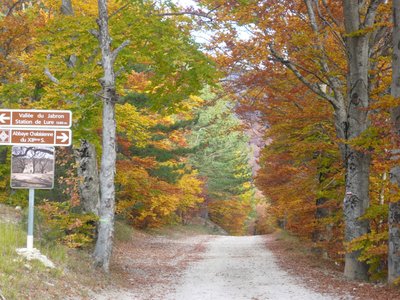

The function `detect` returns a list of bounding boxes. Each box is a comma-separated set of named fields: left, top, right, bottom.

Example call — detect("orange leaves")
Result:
left=0, top=5, right=40, bottom=84
left=126, top=70, right=152, bottom=93
left=208, top=199, right=252, bottom=236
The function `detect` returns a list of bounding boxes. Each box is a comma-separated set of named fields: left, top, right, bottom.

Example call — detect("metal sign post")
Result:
left=27, top=189, right=34, bottom=250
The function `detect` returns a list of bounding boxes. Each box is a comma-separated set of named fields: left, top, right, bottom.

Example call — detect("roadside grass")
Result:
left=0, top=221, right=109, bottom=300
left=273, top=229, right=316, bottom=256
left=0, top=213, right=225, bottom=299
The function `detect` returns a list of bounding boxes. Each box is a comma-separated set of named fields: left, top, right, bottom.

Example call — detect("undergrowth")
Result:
left=0, top=220, right=107, bottom=300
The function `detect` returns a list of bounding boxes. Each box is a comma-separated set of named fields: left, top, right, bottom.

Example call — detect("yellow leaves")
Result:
left=116, top=158, right=205, bottom=228
left=176, top=173, right=204, bottom=209
left=209, top=199, right=252, bottom=235
left=189, top=95, right=205, bottom=106
left=116, top=103, right=153, bottom=147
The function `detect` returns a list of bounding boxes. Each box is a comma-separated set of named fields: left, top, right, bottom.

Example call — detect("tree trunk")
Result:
left=312, top=197, right=332, bottom=258
left=75, top=140, right=100, bottom=215
left=389, top=0, right=400, bottom=285
left=59, top=0, right=100, bottom=215
left=342, top=0, right=374, bottom=280
left=0, top=147, right=7, bottom=164
left=93, top=0, right=117, bottom=272
left=61, top=0, right=73, bottom=15
left=343, top=149, right=370, bottom=280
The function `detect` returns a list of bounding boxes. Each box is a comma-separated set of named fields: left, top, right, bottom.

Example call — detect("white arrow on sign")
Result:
left=0, top=113, right=10, bottom=124
left=56, top=132, right=69, bottom=143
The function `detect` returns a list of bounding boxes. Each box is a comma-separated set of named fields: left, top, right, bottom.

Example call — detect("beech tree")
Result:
left=92, top=0, right=130, bottom=272
left=389, top=0, right=400, bottom=285
left=199, top=0, right=388, bottom=280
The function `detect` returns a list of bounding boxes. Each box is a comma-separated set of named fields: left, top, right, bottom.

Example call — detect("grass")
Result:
left=0, top=221, right=110, bottom=300
left=0, top=222, right=62, bottom=299
left=0, top=211, right=227, bottom=299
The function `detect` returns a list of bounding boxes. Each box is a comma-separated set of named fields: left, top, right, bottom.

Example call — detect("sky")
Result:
left=173, top=0, right=198, bottom=8
left=172, top=0, right=212, bottom=45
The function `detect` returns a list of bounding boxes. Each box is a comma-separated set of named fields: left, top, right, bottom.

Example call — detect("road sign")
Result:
left=0, top=109, right=72, bottom=128
left=0, top=128, right=71, bottom=146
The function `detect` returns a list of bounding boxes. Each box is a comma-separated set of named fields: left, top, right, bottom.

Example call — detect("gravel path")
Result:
left=167, top=235, right=335, bottom=300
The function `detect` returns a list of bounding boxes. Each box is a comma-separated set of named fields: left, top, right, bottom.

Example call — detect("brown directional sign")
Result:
left=0, top=128, right=71, bottom=146
left=0, top=109, right=72, bottom=128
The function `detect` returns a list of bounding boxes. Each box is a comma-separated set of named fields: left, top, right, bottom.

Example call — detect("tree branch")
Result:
left=89, top=29, right=100, bottom=40
left=5, top=0, right=29, bottom=16
left=109, top=3, right=130, bottom=19
left=115, top=66, right=125, bottom=78
left=111, top=40, right=130, bottom=64
left=303, top=0, right=344, bottom=108
left=154, top=11, right=213, bottom=20
left=268, top=44, right=338, bottom=107
left=314, top=0, right=346, bottom=50
left=364, top=0, right=385, bottom=28
left=321, top=0, right=340, bottom=26
left=44, top=68, right=60, bottom=84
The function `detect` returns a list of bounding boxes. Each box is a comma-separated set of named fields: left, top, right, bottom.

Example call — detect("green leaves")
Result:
left=189, top=92, right=253, bottom=199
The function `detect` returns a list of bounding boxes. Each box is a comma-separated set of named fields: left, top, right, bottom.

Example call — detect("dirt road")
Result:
left=167, top=235, right=335, bottom=300
left=95, top=235, right=338, bottom=300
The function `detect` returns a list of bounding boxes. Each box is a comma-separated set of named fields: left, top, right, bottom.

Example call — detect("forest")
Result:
left=2, top=0, right=400, bottom=296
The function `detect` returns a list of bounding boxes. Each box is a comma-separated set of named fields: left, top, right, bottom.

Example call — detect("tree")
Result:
left=188, top=91, right=254, bottom=233
left=255, top=72, right=343, bottom=256
left=0, top=0, right=216, bottom=270
left=389, top=0, right=400, bottom=285
left=339, top=0, right=382, bottom=280
left=199, top=0, right=388, bottom=280
left=92, top=0, right=129, bottom=272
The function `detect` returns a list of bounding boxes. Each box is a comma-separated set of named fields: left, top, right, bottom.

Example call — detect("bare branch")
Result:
left=5, top=0, right=29, bottom=16
left=364, top=0, right=385, bottom=28
left=61, top=0, right=74, bottom=16
left=321, top=0, right=340, bottom=26
left=111, top=40, right=130, bottom=64
left=304, top=0, right=319, bottom=32
left=154, top=11, right=213, bottom=20
left=109, top=3, right=130, bottom=19
left=314, top=1, right=346, bottom=50
left=302, top=0, right=344, bottom=107
left=268, top=44, right=338, bottom=107
left=44, top=68, right=60, bottom=84
left=153, top=2, right=221, bottom=20
left=89, top=29, right=100, bottom=40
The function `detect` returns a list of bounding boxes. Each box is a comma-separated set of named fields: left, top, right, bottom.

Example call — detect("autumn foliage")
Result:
left=198, top=0, right=398, bottom=281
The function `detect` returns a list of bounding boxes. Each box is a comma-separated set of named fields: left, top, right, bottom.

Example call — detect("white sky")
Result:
left=173, top=0, right=198, bottom=7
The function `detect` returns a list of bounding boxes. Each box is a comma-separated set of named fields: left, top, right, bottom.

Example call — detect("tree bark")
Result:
left=61, top=0, right=74, bottom=15
left=341, top=0, right=374, bottom=281
left=389, top=0, right=400, bottom=285
left=92, top=0, right=117, bottom=272
left=75, top=140, right=100, bottom=215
